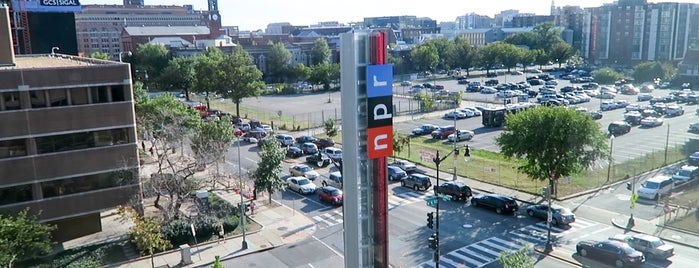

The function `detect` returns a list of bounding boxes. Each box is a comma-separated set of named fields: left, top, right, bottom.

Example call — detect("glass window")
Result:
left=48, top=89, right=69, bottom=107
left=94, top=128, right=129, bottom=146
left=30, top=90, right=48, bottom=108
left=1, top=91, right=21, bottom=110
left=70, top=87, right=89, bottom=105
left=111, top=85, right=126, bottom=102
left=41, top=169, right=135, bottom=198
left=0, top=184, right=33, bottom=205
left=0, top=139, right=27, bottom=159
left=91, top=86, right=110, bottom=103
left=36, top=132, right=94, bottom=154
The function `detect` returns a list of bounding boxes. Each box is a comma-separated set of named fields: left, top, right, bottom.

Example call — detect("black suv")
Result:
left=401, top=174, right=432, bottom=191
left=434, top=181, right=472, bottom=201
left=608, top=121, right=631, bottom=136
left=471, top=194, right=519, bottom=214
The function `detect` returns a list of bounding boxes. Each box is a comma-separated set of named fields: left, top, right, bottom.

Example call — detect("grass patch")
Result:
left=191, top=96, right=313, bottom=131
left=17, top=241, right=128, bottom=268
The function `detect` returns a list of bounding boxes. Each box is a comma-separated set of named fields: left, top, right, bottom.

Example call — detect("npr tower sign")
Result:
left=341, top=31, right=392, bottom=268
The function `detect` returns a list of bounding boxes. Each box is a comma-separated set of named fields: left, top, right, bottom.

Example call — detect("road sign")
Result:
left=484, top=167, right=496, bottom=172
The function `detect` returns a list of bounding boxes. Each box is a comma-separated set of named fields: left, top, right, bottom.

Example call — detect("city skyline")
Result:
left=80, top=0, right=697, bottom=32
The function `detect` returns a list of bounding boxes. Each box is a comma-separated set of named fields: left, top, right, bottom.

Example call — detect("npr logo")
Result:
left=366, top=64, right=393, bottom=159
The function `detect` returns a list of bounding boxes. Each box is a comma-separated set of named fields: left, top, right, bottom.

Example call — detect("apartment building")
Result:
left=0, top=5, right=139, bottom=242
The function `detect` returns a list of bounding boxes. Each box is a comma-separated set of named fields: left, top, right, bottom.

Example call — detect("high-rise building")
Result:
left=0, top=5, right=139, bottom=242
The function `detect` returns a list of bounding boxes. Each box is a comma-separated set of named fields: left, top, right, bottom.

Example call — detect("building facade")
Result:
left=0, top=5, right=139, bottom=242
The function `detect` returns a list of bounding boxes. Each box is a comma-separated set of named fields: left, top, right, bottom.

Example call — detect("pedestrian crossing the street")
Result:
left=388, top=191, right=433, bottom=210
left=312, top=209, right=343, bottom=229
left=415, top=218, right=599, bottom=268
left=508, top=218, right=598, bottom=244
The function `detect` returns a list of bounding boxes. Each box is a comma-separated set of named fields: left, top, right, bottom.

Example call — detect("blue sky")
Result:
left=81, top=0, right=699, bottom=31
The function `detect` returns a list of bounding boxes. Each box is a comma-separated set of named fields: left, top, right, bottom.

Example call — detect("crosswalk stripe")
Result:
left=469, top=244, right=500, bottom=259
left=458, top=247, right=495, bottom=263
left=489, top=237, right=524, bottom=251
left=446, top=250, right=483, bottom=267
left=481, top=239, right=512, bottom=252
left=509, top=231, right=547, bottom=243
left=439, top=254, right=464, bottom=268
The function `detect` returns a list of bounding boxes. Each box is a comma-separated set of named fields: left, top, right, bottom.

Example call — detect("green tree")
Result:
left=452, top=35, right=478, bottom=75
left=252, top=139, right=286, bottom=204
left=291, top=63, right=312, bottom=83
left=531, top=49, right=549, bottom=70
left=310, top=38, right=331, bottom=66
left=632, top=61, right=677, bottom=84
left=214, top=46, right=266, bottom=118
left=593, top=67, right=626, bottom=85
left=499, top=44, right=523, bottom=72
left=497, top=245, right=535, bottom=268
left=410, top=45, right=439, bottom=72
left=478, top=42, right=506, bottom=74
left=118, top=207, right=172, bottom=268
left=548, top=42, right=576, bottom=67
left=495, top=106, right=608, bottom=197
left=392, top=132, right=409, bottom=160
left=131, top=43, right=170, bottom=84
left=308, top=62, right=339, bottom=91
left=267, top=42, right=292, bottom=83
left=160, top=56, right=197, bottom=101
left=193, top=47, right=225, bottom=100
left=424, top=38, right=455, bottom=70
left=89, top=51, right=110, bottom=60
left=191, top=118, right=235, bottom=175
left=324, top=119, right=339, bottom=138
left=0, top=209, right=56, bottom=268
left=532, top=22, right=563, bottom=51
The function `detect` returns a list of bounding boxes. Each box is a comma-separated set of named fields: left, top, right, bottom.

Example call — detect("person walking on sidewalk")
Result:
left=217, top=223, right=225, bottom=243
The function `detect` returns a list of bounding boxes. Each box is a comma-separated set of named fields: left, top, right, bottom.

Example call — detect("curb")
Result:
left=532, top=247, right=583, bottom=267
left=192, top=243, right=285, bottom=268
left=609, top=218, right=699, bottom=250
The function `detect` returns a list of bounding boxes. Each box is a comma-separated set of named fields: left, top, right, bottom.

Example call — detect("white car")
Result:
left=598, top=92, right=617, bottom=99
left=462, top=107, right=482, bottom=116
left=689, top=122, right=699, bottom=132
left=640, top=116, right=663, bottom=127
left=255, top=124, right=273, bottom=133
left=447, top=130, right=475, bottom=142
left=322, top=147, right=342, bottom=161
left=457, top=109, right=476, bottom=118
left=289, top=164, right=319, bottom=180
left=390, top=160, right=417, bottom=173
left=287, top=176, right=317, bottom=194
left=600, top=100, right=616, bottom=111
left=444, top=111, right=467, bottom=119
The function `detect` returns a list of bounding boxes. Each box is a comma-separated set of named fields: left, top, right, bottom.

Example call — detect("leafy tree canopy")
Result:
left=89, top=51, right=110, bottom=60
left=159, top=56, right=197, bottom=99
left=310, top=38, right=331, bottom=66
left=593, top=67, right=626, bottom=85
left=131, top=43, right=170, bottom=79
left=267, top=42, right=293, bottom=83
left=0, top=209, right=56, bottom=267
left=632, top=61, right=676, bottom=84
left=252, top=139, right=287, bottom=204
left=410, top=45, right=439, bottom=72
left=211, top=46, right=265, bottom=118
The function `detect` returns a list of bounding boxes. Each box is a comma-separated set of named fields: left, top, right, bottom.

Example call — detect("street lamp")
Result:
left=119, top=51, right=132, bottom=62
left=430, top=145, right=471, bottom=267
left=235, top=135, right=248, bottom=249
left=51, top=47, right=59, bottom=55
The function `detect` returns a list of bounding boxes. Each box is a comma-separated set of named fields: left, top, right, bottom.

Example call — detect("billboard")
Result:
left=12, top=0, right=82, bottom=13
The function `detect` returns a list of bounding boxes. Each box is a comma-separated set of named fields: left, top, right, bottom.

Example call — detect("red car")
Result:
left=318, top=186, right=343, bottom=206
left=312, top=138, right=335, bottom=149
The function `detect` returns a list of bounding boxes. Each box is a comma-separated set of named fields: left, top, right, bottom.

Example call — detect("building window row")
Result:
left=41, top=169, right=137, bottom=198
left=0, top=139, right=27, bottom=159
left=0, top=85, right=127, bottom=111
left=0, top=184, right=32, bottom=206
left=36, top=128, right=130, bottom=155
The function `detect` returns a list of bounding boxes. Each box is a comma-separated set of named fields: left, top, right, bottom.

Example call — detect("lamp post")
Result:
left=51, top=47, right=59, bottom=55
left=119, top=51, right=132, bottom=62
left=607, top=135, right=615, bottom=183
left=430, top=145, right=471, bottom=266
left=236, top=135, right=248, bottom=249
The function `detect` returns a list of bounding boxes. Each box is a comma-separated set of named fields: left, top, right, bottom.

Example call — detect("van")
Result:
left=321, top=171, right=342, bottom=189
left=672, top=165, right=699, bottom=184
left=637, top=176, right=674, bottom=200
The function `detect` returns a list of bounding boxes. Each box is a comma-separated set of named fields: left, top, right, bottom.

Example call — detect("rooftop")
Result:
left=0, top=54, right=121, bottom=70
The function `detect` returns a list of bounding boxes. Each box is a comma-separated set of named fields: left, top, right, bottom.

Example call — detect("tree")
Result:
left=308, top=62, right=339, bottom=91
left=478, top=42, right=505, bottom=74
left=531, top=22, right=564, bottom=51
left=191, top=118, right=235, bottom=185
left=495, top=106, right=608, bottom=197
left=548, top=42, right=575, bottom=67
left=89, top=51, right=110, bottom=60
left=118, top=207, right=172, bottom=268
left=530, top=49, right=549, bottom=69
left=267, top=42, right=292, bottom=83
left=632, top=61, right=676, bottom=84
left=324, top=119, right=339, bottom=138
left=252, top=139, right=286, bottom=204
left=310, top=38, right=331, bottom=66
left=392, top=132, right=409, bottom=160
left=500, top=44, right=523, bottom=72
left=0, top=209, right=55, bottom=268
left=410, top=45, right=439, bottom=72
left=452, top=35, right=478, bottom=75
left=160, top=56, right=197, bottom=101
left=291, top=63, right=312, bottom=83
left=424, top=38, right=455, bottom=70
left=593, top=67, right=626, bottom=85
left=497, top=245, right=535, bottom=268
left=130, top=43, right=170, bottom=84
left=213, top=46, right=265, bottom=118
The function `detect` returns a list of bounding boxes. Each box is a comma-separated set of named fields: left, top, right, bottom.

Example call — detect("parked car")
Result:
left=608, top=121, right=631, bottom=136
left=689, top=122, right=699, bottom=132
left=433, top=181, right=472, bottom=201
left=401, top=174, right=432, bottom=191
left=286, top=176, right=317, bottom=195
left=526, top=204, right=576, bottom=226
left=575, top=240, right=645, bottom=267
left=665, top=104, right=684, bottom=117
left=608, top=234, right=674, bottom=260
left=289, top=164, right=319, bottom=180
left=637, top=176, right=673, bottom=200
left=412, top=124, right=439, bottom=136
left=640, top=116, right=663, bottom=128
left=313, top=138, right=335, bottom=149
left=462, top=107, right=482, bottom=116
left=320, top=171, right=343, bottom=189
left=275, top=134, right=295, bottom=146
left=672, top=165, right=698, bottom=184
left=431, top=126, right=456, bottom=139
left=301, top=142, right=319, bottom=154
left=598, top=92, right=617, bottom=99
left=305, top=152, right=332, bottom=168
left=400, top=81, right=412, bottom=86
left=447, top=129, right=475, bottom=142
left=295, top=135, right=317, bottom=144
left=318, top=186, right=343, bottom=205
left=390, top=159, right=417, bottom=173
left=470, top=194, right=519, bottom=214
left=444, top=111, right=467, bottom=119
left=624, top=111, right=643, bottom=125
left=322, top=147, right=342, bottom=161
left=637, top=94, right=653, bottom=101
left=387, top=166, right=408, bottom=181
left=286, top=146, right=303, bottom=158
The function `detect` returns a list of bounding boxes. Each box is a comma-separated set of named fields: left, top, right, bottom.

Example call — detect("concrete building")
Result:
left=582, top=0, right=699, bottom=65
left=364, top=16, right=440, bottom=44
left=455, top=13, right=493, bottom=30
left=0, top=5, right=139, bottom=242
left=75, top=4, right=213, bottom=59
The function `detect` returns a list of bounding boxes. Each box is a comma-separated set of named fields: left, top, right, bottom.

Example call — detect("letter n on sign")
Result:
left=367, top=126, right=393, bottom=159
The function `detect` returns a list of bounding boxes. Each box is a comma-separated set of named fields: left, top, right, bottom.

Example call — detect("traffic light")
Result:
left=455, top=145, right=470, bottom=157
left=428, top=233, right=438, bottom=250
left=426, top=212, right=434, bottom=229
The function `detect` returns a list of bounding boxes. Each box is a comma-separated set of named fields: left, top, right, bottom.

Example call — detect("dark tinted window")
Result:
left=0, top=184, right=33, bottom=205
left=0, top=139, right=27, bottom=159
left=41, top=169, right=136, bottom=198
left=1, top=91, right=22, bottom=110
